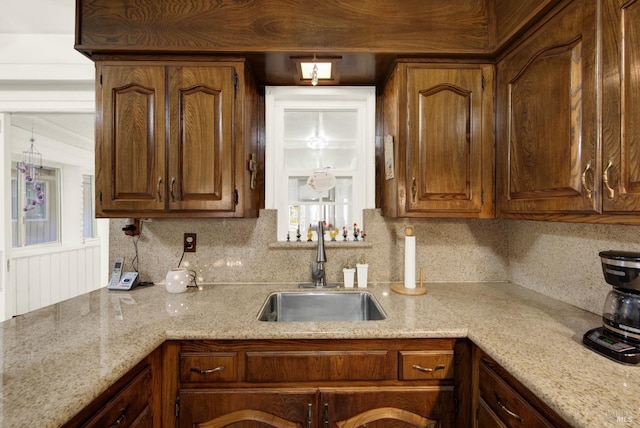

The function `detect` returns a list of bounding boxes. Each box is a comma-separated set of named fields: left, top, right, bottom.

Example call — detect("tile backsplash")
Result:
left=109, top=209, right=509, bottom=287
left=109, top=209, right=640, bottom=315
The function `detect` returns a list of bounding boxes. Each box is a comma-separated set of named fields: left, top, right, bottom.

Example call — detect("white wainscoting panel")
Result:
left=10, top=242, right=102, bottom=316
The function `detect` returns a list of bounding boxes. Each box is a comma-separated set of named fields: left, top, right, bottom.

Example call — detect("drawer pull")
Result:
left=307, top=403, right=313, bottom=428
left=107, top=405, right=129, bottom=428
left=495, top=392, right=524, bottom=423
left=190, top=365, right=225, bottom=375
left=412, top=363, right=445, bottom=373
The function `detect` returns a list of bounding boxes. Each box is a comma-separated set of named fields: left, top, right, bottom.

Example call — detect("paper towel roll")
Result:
left=404, top=227, right=416, bottom=289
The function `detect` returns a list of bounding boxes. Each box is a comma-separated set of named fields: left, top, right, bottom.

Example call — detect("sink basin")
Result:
left=257, top=291, right=386, bottom=322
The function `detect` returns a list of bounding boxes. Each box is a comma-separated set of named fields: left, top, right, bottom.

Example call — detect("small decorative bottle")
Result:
left=343, top=259, right=355, bottom=288
left=296, top=226, right=301, bottom=242
left=353, top=223, right=360, bottom=241
left=342, top=226, right=348, bottom=241
left=307, top=224, right=313, bottom=242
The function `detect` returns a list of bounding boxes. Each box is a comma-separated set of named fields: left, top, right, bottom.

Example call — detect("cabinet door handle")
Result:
left=581, top=161, right=593, bottom=199
left=412, top=364, right=445, bottom=373
left=107, top=405, right=129, bottom=428
left=190, top=365, right=225, bottom=375
left=170, top=177, right=176, bottom=202
left=157, top=176, right=163, bottom=201
left=495, top=392, right=524, bottom=423
left=323, top=403, right=329, bottom=427
left=603, top=160, right=615, bottom=199
left=307, top=403, right=313, bottom=428
left=411, top=177, right=417, bottom=203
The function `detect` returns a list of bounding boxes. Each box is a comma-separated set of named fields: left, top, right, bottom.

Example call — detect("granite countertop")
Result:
left=1, top=281, right=637, bottom=427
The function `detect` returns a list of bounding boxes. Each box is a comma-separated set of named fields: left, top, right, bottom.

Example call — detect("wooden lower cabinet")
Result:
left=63, top=348, right=162, bottom=428
left=178, top=389, right=316, bottom=428
left=178, top=387, right=454, bottom=428
left=321, top=387, right=455, bottom=427
left=475, top=352, right=570, bottom=428
left=169, top=339, right=469, bottom=428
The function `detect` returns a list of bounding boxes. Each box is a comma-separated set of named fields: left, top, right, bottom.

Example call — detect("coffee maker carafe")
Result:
left=583, top=251, right=640, bottom=365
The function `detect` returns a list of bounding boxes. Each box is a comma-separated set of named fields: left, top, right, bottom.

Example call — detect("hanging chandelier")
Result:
left=16, top=131, right=44, bottom=212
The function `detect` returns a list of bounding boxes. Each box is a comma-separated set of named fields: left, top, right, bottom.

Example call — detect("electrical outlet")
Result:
left=184, top=233, right=197, bottom=252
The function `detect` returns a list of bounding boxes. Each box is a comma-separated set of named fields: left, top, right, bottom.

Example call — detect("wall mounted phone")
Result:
left=107, top=257, right=139, bottom=290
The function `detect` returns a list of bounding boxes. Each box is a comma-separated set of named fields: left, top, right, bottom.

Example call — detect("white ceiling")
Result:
left=1, top=1, right=94, bottom=149
left=0, top=0, right=75, bottom=34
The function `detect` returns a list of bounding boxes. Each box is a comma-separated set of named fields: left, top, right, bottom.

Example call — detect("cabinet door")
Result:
left=178, top=389, right=316, bottom=428
left=168, top=66, right=237, bottom=212
left=406, top=67, right=489, bottom=215
left=97, top=65, right=166, bottom=213
left=602, top=0, right=640, bottom=212
left=320, top=386, right=455, bottom=428
left=496, top=0, right=599, bottom=215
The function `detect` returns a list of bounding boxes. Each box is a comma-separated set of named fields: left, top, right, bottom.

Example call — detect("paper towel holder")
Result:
left=391, top=267, right=427, bottom=295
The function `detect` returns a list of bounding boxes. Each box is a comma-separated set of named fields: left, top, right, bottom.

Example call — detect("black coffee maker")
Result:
left=583, top=251, right=640, bottom=365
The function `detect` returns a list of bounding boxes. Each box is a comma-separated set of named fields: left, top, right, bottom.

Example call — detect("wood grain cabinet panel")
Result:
left=496, top=0, right=599, bottom=216
left=63, top=349, right=162, bottom=428
left=382, top=63, right=494, bottom=218
left=475, top=353, right=571, bottom=428
left=180, top=352, right=238, bottom=383
left=602, top=0, right=640, bottom=213
left=169, top=339, right=465, bottom=428
left=97, top=65, right=166, bottom=213
left=168, top=66, right=236, bottom=212
left=178, top=389, right=317, bottom=428
left=95, top=61, right=259, bottom=218
left=321, top=386, right=455, bottom=427
left=245, top=349, right=393, bottom=382
left=399, top=350, right=455, bottom=380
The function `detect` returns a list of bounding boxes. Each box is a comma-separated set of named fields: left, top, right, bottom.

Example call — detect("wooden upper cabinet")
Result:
left=97, top=65, right=166, bottom=212
left=382, top=63, right=494, bottom=218
left=168, top=66, right=235, bottom=212
left=602, top=0, right=640, bottom=214
left=95, top=61, right=259, bottom=218
left=496, top=0, right=599, bottom=216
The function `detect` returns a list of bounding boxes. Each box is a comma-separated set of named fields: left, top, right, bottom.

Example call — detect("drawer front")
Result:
left=82, top=366, right=152, bottom=428
left=479, top=362, right=554, bottom=428
left=399, top=350, right=454, bottom=380
left=180, top=352, right=237, bottom=383
left=246, top=350, right=394, bottom=382
left=477, top=397, right=508, bottom=428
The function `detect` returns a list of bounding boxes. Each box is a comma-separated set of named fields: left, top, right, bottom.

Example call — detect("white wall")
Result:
left=0, top=33, right=107, bottom=319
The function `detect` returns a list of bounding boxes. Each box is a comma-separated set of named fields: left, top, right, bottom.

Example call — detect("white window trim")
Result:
left=265, top=86, right=375, bottom=241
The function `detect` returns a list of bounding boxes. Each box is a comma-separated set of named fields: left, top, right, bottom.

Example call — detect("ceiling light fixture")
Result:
left=291, top=55, right=342, bottom=86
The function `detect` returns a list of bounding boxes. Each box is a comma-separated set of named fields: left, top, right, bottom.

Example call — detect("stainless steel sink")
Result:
left=257, top=291, right=386, bottom=322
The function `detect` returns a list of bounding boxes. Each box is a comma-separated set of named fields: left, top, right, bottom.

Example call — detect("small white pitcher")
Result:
left=165, top=268, right=193, bottom=293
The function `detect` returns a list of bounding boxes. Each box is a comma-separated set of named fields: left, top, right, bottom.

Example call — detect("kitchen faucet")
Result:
left=306, top=220, right=337, bottom=288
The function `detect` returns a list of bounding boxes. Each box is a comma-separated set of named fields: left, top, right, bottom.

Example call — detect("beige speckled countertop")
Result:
left=1, top=282, right=637, bottom=427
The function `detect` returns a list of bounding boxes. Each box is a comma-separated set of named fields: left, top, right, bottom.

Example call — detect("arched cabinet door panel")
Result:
left=496, top=0, right=599, bottom=216
left=382, top=63, right=494, bottom=219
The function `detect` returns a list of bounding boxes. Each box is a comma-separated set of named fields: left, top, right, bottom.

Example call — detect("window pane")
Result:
left=283, top=109, right=358, bottom=170
left=12, top=164, right=59, bottom=247
left=288, top=176, right=353, bottom=235
left=82, top=175, right=95, bottom=238
left=11, top=174, right=18, bottom=247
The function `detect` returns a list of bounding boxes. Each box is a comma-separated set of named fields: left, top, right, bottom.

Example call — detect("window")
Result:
left=265, top=87, right=375, bottom=241
left=82, top=175, right=96, bottom=239
left=11, top=164, right=59, bottom=247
